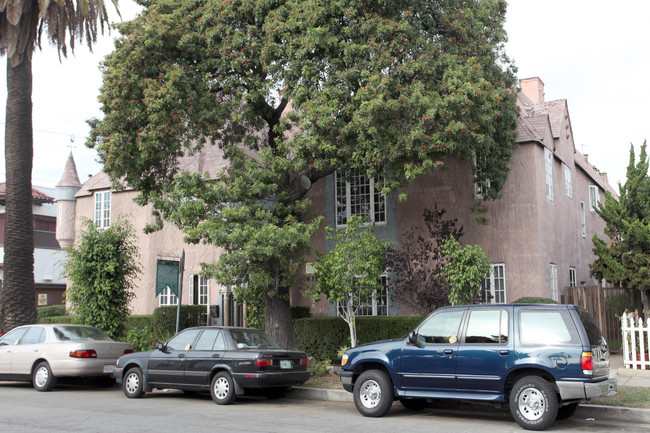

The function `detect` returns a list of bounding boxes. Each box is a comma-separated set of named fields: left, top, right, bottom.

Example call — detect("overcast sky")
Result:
left=1, top=0, right=648, bottom=193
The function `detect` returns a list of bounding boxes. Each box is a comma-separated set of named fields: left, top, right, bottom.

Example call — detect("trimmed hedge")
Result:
left=153, top=305, right=207, bottom=336
left=295, top=316, right=424, bottom=361
left=513, top=297, right=558, bottom=304
left=37, top=305, right=67, bottom=321
left=39, top=315, right=80, bottom=324
left=291, top=305, right=311, bottom=319
left=126, top=315, right=154, bottom=329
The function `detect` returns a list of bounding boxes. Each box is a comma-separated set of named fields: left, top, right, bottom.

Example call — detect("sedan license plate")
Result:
left=103, top=365, right=115, bottom=374
left=280, top=360, right=292, bottom=369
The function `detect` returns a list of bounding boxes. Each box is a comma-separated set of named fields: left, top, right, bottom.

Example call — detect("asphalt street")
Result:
left=1, top=381, right=648, bottom=433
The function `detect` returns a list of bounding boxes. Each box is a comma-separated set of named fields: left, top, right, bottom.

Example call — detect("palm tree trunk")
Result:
left=1, top=55, right=36, bottom=331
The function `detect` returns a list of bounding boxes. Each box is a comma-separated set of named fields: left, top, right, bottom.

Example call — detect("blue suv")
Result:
left=339, top=304, right=617, bottom=430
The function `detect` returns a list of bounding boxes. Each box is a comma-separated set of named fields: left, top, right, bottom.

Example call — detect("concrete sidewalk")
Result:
left=288, top=354, right=650, bottom=425
left=611, top=352, right=650, bottom=387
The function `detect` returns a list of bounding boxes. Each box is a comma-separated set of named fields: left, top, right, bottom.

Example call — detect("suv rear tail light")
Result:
left=581, top=351, right=593, bottom=375
left=69, top=349, right=97, bottom=358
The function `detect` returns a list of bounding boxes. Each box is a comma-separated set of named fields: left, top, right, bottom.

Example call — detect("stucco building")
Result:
left=56, top=77, right=615, bottom=320
left=298, top=77, right=616, bottom=316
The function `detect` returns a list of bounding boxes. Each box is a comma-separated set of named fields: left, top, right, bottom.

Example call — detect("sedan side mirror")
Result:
left=408, top=331, right=420, bottom=346
left=156, top=342, right=166, bottom=351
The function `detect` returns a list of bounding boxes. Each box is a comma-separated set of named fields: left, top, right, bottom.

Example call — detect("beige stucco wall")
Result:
left=74, top=189, right=224, bottom=316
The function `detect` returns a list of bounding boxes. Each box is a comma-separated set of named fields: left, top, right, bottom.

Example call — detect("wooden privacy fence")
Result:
left=563, top=286, right=626, bottom=350
left=621, top=311, right=650, bottom=370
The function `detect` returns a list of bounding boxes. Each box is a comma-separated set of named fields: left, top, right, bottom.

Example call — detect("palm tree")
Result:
left=0, top=0, right=118, bottom=331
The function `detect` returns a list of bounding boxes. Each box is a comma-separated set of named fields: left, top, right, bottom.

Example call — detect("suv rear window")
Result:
left=576, top=308, right=605, bottom=346
left=519, top=309, right=580, bottom=345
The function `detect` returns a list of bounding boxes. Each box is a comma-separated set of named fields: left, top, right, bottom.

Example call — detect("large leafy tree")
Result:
left=0, top=0, right=117, bottom=331
left=591, top=142, right=650, bottom=316
left=88, top=0, right=519, bottom=349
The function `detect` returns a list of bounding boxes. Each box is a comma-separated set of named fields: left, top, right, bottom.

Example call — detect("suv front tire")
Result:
left=353, top=370, right=394, bottom=417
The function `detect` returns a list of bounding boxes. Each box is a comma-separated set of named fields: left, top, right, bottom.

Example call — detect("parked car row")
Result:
left=0, top=304, right=617, bottom=431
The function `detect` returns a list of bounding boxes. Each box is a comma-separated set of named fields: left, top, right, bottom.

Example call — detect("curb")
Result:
left=288, top=386, right=352, bottom=402
left=288, top=387, right=650, bottom=424
left=576, top=404, right=650, bottom=424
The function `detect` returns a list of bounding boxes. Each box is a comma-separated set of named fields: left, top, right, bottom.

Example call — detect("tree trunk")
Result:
left=264, top=285, right=299, bottom=350
left=1, top=55, right=36, bottom=331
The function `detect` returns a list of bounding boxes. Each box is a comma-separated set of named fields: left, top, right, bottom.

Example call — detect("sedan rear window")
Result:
left=53, top=326, right=111, bottom=341
left=229, top=329, right=280, bottom=349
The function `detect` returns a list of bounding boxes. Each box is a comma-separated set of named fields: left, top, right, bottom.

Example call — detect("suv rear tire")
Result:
left=510, top=375, right=558, bottom=431
left=353, top=370, right=394, bottom=417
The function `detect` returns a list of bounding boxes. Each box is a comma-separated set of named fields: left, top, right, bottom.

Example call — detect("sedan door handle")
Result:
left=499, top=350, right=510, bottom=356
left=177, top=354, right=185, bottom=359
left=443, top=349, right=454, bottom=355
left=212, top=354, right=221, bottom=359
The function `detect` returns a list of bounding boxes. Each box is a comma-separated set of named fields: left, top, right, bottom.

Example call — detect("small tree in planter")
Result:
left=309, top=217, right=391, bottom=348
left=440, top=236, right=491, bottom=306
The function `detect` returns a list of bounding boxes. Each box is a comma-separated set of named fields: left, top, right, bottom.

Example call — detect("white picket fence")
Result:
left=621, top=311, right=650, bottom=370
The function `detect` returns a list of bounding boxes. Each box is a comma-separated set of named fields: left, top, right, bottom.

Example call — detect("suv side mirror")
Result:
left=156, top=342, right=166, bottom=351
left=408, top=331, right=420, bottom=346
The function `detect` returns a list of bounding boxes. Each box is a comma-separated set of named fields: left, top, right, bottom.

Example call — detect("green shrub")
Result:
left=37, top=305, right=67, bottom=321
left=512, top=297, right=558, bottom=304
left=126, top=325, right=158, bottom=352
left=294, top=316, right=424, bottom=361
left=153, top=305, right=208, bottom=336
left=308, top=359, right=331, bottom=376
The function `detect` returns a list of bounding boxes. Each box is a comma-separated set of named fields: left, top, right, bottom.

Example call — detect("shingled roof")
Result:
left=0, top=183, right=54, bottom=205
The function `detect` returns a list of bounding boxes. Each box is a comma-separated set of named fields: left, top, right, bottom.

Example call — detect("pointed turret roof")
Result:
left=57, top=152, right=82, bottom=188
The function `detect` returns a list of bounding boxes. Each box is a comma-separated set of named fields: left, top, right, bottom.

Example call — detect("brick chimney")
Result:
left=520, top=77, right=545, bottom=104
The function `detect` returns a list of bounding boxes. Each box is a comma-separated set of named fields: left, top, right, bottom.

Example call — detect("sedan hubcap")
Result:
left=359, top=379, right=381, bottom=409
left=35, top=367, right=49, bottom=388
left=214, top=377, right=230, bottom=399
left=125, top=373, right=140, bottom=394
left=518, top=387, right=546, bottom=421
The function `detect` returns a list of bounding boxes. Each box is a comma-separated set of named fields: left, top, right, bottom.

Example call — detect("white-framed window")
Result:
left=569, top=267, right=577, bottom=287
left=94, top=191, right=111, bottom=228
left=159, top=286, right=178, bottom=307
left=563, top=164, right=572, bottom=198
left=338, top=275, right=389, bottom=316
left=481, top=264, right=506, bottom=304
left=549, top=264, right=558, bottom=301
left=188, top=275, right=195, bottom=304
left=335, top=170, right=386, bottom=227
left=580, top=201, right=586, bottom=238
left=473, top=154, right=490, bottom=199
left=545, top=148, right=554, bottom=201
left=199, top=276, right=209, bottom=305
left=588, top=185, right=600, bottom=212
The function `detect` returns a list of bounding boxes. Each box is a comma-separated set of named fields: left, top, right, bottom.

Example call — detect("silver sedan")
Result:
left=0, top=324, right=133, bottom=391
